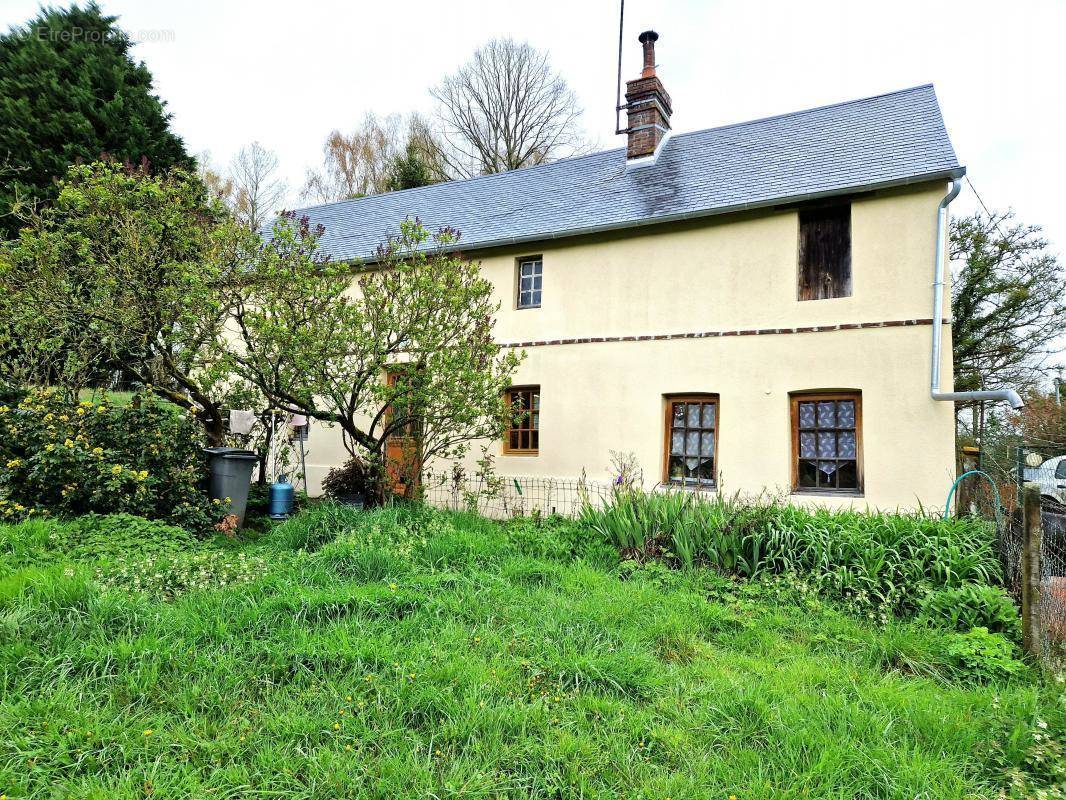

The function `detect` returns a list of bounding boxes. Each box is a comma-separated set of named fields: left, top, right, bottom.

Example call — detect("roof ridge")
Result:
left=668, top=83, right=936, bottom=142
left=293, top=84, right=937, bottom=216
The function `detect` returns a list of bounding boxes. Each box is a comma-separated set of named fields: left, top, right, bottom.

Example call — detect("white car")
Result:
left=1026, top=455, right=1066, bottom=503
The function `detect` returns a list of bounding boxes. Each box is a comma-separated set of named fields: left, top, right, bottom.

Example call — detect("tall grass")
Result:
left=580, top=490, right=1000, bottom=613
left=0, top=506, right=1061, bottom=797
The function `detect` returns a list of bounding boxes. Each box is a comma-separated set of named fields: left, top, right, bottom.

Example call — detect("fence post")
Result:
left=1021, top=481, right=1043, bottom=657
left=1016, top=445, right=1026, bottom=508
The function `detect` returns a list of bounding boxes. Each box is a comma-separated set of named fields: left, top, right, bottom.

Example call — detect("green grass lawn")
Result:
left=0, top=505, right=1062, bottom=798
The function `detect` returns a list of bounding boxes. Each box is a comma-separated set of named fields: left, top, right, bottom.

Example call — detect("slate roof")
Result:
left=293, top=84, right=963, bottom=263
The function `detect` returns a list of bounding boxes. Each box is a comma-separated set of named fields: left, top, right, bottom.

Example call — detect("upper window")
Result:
left=504, top=386, right=540, bottom=454
left=664, top=396, right=717, bottom=488
left=791, top=392, right=862, bottom=493
left=517, top=257, right=543, bottom=309
left=798, top=204, right=851, bottom=300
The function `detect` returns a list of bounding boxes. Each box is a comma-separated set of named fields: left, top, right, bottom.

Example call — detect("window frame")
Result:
left=797, top=203, right=852, bottom=301
left=662, top=393, right=720, bottom=490
left=503, top=385, right=540, bottom=455
left=789, top=391, right=863, bottom=495
left=516, top=256, right=543, bottom=310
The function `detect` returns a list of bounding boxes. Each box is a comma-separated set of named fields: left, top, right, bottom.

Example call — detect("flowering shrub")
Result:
left=0, top=389, right=218, bottom=532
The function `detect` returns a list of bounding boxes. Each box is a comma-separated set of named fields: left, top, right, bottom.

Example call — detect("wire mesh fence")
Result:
left=1000, top=500, right=1066, bottom=666
left=974, top=434, right=1066, bottom=667
left=421, top=472, right=615, bottom=519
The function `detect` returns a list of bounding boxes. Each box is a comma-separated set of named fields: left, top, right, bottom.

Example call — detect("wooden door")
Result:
left=385, top=369, right=421, bottom=497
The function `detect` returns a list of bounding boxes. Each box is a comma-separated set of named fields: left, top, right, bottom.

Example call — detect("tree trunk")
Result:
left=202, top=413, right=226, bottom=447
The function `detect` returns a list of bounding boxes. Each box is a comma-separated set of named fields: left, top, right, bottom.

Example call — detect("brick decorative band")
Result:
left=501, top=318, right=942, bottom=350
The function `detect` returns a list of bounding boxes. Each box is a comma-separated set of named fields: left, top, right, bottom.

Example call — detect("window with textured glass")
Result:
left=517, top=258, right=542, bottom=309
left=792, top=393, right=861, bottom=492
left=504, top=387, right=539, bottom=453
left=664, top=396, right=717, bottom=488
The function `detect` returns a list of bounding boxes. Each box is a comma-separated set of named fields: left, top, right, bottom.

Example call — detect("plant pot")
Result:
left=334, top=493, right=365, bottom=510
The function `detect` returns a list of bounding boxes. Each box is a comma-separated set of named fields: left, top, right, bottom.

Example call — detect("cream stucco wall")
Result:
left=301, top=181, right=957, bottom=511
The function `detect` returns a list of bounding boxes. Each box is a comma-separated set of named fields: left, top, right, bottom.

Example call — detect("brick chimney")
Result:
left=624, top=30, right=672, bottom=160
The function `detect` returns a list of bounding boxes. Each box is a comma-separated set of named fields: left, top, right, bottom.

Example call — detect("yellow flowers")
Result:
left=91, top=447, right=103, bottom=457
left=80, top=400, right=93, bottom=408
left=64, top=438, right=74, bottom=448
left=75, top=406, right=86, bottom=416
left=44, top=413, right=54, bottom=423
left=5, top=459, right=21, bottom=469
left=332, top=722, right=341, bottom=730
left=388, top=582, right=398, bottom=592
left=143, top=729, right=153, bottom=736
left=111, top=464, right=123, bottom=475
left=97, top=406, right=106, bottom=414
left=135, top=470, right=149, bottom=481
left=0, top=404, right=9, bottom=413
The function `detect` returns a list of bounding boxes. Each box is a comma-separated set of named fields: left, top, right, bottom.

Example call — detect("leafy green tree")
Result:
left=0, top=161, right=252, bottom=444
left=0, top=2, right=192, bottom=237
left=228, top=216, right=523, bottom=498
left=951, top=211, right=1065, bottom=419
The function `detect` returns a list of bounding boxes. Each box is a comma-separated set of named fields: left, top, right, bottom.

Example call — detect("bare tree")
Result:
left=229, top=142, right=287, bottom=230
left=196, top=150, right=234, bottom=205
left=301, top=113, right=404, bottom=203
left=430, top=38, right=587, bottom=178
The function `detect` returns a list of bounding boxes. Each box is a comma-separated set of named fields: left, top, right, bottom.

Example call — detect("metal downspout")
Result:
left=930, top=178, right=1024, bottom=410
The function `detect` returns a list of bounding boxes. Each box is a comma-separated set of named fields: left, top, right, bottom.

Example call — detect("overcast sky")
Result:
left=2, top=0, right=1064, bottom=254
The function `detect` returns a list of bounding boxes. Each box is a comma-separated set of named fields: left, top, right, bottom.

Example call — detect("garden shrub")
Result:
left=943, top=626, right=1025, bottom=683
left=0, top=388, right=218, bottom=532
left=579, top=489, right=1000, bottom=617
left=918, top=583, right=1021, bottom=639
left=321, top=456, right=380, bottom=504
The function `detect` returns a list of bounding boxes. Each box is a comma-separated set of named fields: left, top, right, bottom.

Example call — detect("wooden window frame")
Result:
left=798, top=203, right=852, bottom=301
left=516, top=256, right=543, bottom=310
left=662, top=394, right=719, bottom=489
left=789, top=391, right=863, bottom=495
left=503, top=385, right=540, bottom=455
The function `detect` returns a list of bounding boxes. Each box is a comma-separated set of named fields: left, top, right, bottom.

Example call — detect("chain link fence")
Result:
left=968, top=433, right=1066, bottom=666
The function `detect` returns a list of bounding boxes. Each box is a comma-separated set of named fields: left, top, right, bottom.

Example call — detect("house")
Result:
left=293, top=31, right=997, bottom=511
